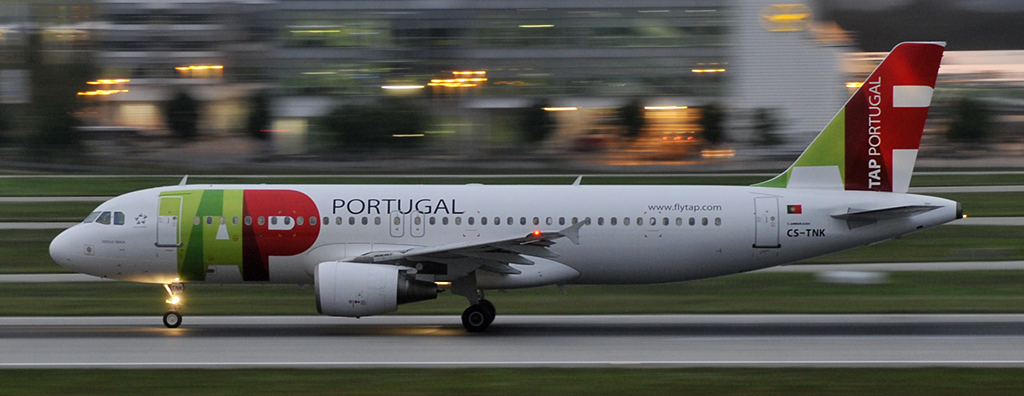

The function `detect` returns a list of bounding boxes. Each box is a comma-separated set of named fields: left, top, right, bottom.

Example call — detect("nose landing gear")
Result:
left=162, top=283, right=184, bottom=328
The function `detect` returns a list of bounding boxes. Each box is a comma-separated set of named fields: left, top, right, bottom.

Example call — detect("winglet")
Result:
left=559, top=221, right=585, bottom=245
left=572, top=176, right=583, bottom=186
left=179, top=175, right=189, bottom=186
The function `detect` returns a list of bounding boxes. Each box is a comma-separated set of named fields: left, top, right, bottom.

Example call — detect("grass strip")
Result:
left=3, top=271, right=1024, bottom=316
left=1, top=368, right=1022, bottom=396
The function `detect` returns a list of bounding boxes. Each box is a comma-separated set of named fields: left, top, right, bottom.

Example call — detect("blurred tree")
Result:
left=699, top=103, right=726, bottom=145
left=618, top=99, right=645, bottom=141
left=165, top=90, right=200, bottom=141
left=521, top=100, right=557, bottom=144
left=946, top=97, right=990, bottom=144
left=752, top=108, right=782, bottom=146
left=320, top=99, right=425, bottom=152
left=245, top=91, right=271, bottom=141
left=25, top=30, right=93, bottom=156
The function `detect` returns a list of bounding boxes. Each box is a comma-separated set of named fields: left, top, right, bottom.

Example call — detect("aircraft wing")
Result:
left=348, top=222, right=584, bottom=276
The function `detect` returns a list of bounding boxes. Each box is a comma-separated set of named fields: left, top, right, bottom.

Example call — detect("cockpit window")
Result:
left=114, top=212, right=126, bottom=226
left=96, top=211, right=112, bottom=225
left=83, top=211, right=101, bottom=223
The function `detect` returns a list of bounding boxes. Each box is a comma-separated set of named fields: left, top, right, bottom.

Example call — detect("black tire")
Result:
left=163, top=311, right=182, bottom=328
left=461, top=304, right=492, bottom=332
left=479, top=299, right=496, bottom=325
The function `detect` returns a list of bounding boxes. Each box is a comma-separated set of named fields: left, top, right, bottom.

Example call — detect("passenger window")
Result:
left=244, top=216, right=252, bottom=226
left=520, top=217, right=526, bottom=225
left=114, top=212, right=126, bottom=226
left=611, top=217, right=617, bottom=226
left=206, top=216, right=214, bottom=225
left=636, top=217, right=643, bottom=226
left=597, top=217, right=604, bottom=226
left=715, top=217, right=722, bottom=226
left=310, top=216, right=317, bottom=226
left=349, top=217, right=355, bottom=225
left=572, top=217, right=579, bottom=225
left=623, top=217, right=630, bottom=226
left=480, top=217, right=487, bottom=225
left=649, top=217, right=656, bottom=226
left=676, top=218, right=682, bottom=226
left=546, top=217, right=552, bottom=226
left=296, top=216, right=303, bottom=226
left=494, top=217, right=500, bottom=226
left=83, top=211, right=101, bottom=223
left=702, top=217, right=708, bottom=226
left=468, top=217, right=475, bottom=225
left=233, top=216, right=239, bottom=225
left=374, top=217, right=381, bottom=225
left=194, top=216, right=201, bottom=225
left=584, top=217, right=591, bottom=225
left=532, top=217, right=539, bottom=226
left=442, top=217, right=449, bottom=225
left=96, top=211, right=112, bottom=225
left=662, top=217, right=669, bottom=226
left=394, top=217, right=401, bottom=225
left=507, top=217, right=514, bottom=226
left=337, top=217, right=343, bottom=225
left=415, top=217, right=422, bottom=225
left=559, top=217, right=565, bottom=226
left=323, top=217, right=329, bottom=225
left=689, top=217, right=696, bottom=226
left=455, top=217, right=462, bottom=225
left=270, top=217, right=278, bottom=226
left=429, top=217, right=436, bottom=225
left=258, top=216, right=265, bottom=226
left=220, top=216, right=226, bottom=225
left=361, top=217, right=368, bottom=225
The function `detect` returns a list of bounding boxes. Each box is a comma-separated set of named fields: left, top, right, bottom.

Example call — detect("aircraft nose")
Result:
left=49, top=227, right=81, bottom=272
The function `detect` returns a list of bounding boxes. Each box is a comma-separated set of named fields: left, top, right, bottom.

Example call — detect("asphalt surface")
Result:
left=1, top=314, right=1023, bottom=368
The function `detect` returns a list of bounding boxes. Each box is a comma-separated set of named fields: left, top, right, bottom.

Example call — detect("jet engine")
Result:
left=315, top=261, right=437, bottom=317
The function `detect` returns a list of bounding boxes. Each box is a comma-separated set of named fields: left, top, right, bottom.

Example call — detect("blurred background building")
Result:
left=3, top=0, right=1024, bottom=169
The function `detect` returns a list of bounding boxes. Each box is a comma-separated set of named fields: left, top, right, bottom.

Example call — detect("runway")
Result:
left=2, top=314, right=1024, bottom=368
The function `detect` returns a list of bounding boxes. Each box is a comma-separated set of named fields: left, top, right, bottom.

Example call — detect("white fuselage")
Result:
left=49, top=184, right=960, bottom=287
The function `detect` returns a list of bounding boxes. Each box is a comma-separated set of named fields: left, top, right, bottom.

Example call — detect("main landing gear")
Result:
left=461, top=298, right=496, bottom=333
left=162, top=283, right=184, bottom=328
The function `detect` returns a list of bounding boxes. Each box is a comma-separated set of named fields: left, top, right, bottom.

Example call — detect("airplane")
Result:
left=49, top=42, right=960, bottom=332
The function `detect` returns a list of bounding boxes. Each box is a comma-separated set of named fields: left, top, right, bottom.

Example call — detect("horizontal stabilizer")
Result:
left=831, top=205, right=942, bottom=229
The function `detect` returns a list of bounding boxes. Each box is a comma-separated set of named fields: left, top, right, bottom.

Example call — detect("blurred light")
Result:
left=645, top=106, right=688, bottom=110
left=846, top=82, right=864, bottom=88
left=87, top=79, right=130, bottom=85
left=425, top=130, right=456, bottom=135
left=543, top=107, right=578, bottom=111
left=692, top=68, right=726, bottom=73
left=701, top=149, right=736, bottom=158
left=175, top=65, right=224, bottom=71
left=260, top=129, right=291, bottom=133
left=760, top=4, right=813, bottom=32
left=382, top=85, right=425, bottom=90
left=393, top=134, right=425, bottom=138
left=303, top=71, right=336, bottom=75
left=292, top=29, right=341, bottom=34
left=638, top=10, right=670, bottom=13
left=519, top=25, right=554, bottom=28
left=428, top=71, right=487, bottom=88
left=435, top=281, right=452, bottom=286
left=532, top=230, right=541, bottom=236
left=77, top=90, right=128, bottom=96
left=453, top=71, right=486, bottom=75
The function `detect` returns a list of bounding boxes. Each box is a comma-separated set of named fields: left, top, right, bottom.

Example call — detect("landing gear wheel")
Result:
left=163, top=311, right=182, bottom=328
left=461, top=304, right=493, bottom=333
left=479, top=299, right=496, bottom=325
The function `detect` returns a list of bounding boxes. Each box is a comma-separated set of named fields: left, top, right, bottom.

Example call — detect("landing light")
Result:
left=166, top=296, right=181, bottom=305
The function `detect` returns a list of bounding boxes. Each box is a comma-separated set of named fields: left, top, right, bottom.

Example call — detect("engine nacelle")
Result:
left=315, top=261, right=437, bottom=317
